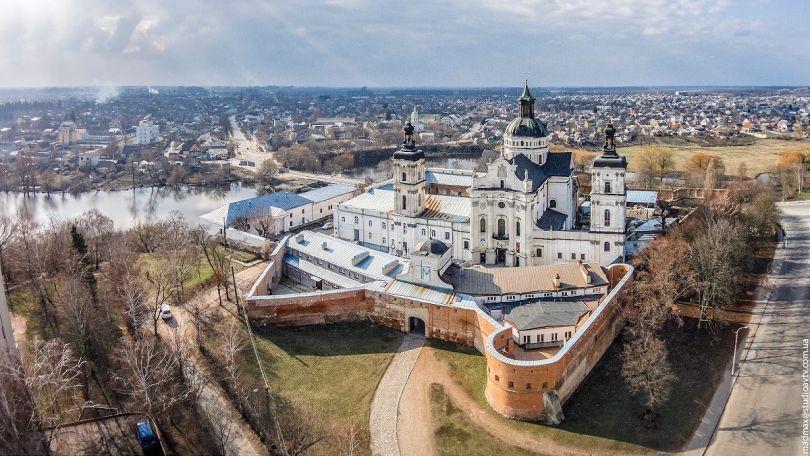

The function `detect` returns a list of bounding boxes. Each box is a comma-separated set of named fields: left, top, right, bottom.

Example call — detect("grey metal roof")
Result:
left=298, top=183, right=355, bottom=203
left=425, top=169, right=474, bottom=187
left=627, top=190, right=657, bottom=205
left=286, top=231, right=406, bottom=281
left=504, top=301, right=589, bottom=330
left=536, top=208, right=568, bottom=230
left=507, top=151, right=573, bottom=192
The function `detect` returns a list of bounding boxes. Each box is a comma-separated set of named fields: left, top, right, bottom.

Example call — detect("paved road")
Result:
left=706, top=201, right=810, bottom=455
left=228, top=115, right=364, bottom=186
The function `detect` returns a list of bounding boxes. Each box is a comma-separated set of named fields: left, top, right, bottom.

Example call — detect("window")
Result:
left=507, top=381, right=514, bottom=388
left=430, top=229, right=435, bottom=238
left=289, top=221, right=293, bottom=227
left=537, top=334, right=543, bottom=343
left=341, top=217, right=345, bottom=222
left=320, top=208, right=323, bottom=213
left=523, top=335, right=530, bottom=344
left=368, top=232, right=372, bottom=239
left=498, top=201, right=505, bottom=209
left=301, top=208, right=305, bottom=214
left=571, top=253, right=576, bottom=260
left=604, top=209, right=611, bottom=227
left=497, top=218, right=506, bottom=237
left=402, top=195, right=407, bottom=210
left=526, top=383, right=532, bottom=390
left=382, top=222, right=386, bottom=229
left=500, top=180, right=505, bottom=189
left=444, top=232, right=450, bottom=240
left=515, top=219, right=521, bottom=236
left=402, top=172, right=406, bottom=182
left=382, top=237, right=386, bottom=244
left=354, top=216, right=359, bottom=224
left=557, top=252, right=562, bottom=259
left=549, top=199, right=557, bottom=208
left=480, top=217, right=486, bottom=233
left=536, top=247, right=543, bottom=257
left=463, top=240, right=470, bottom=249
left=604, top=241, right=610, bottom=252
left=422, top=229, right=427, bottom=236
left=581, top=253, right=585, bottom=260
left=565, top=331, right=572, bottom=340
left=551, top=333, right=558, bottom=342
left=604, top=181, right=611, bottom=193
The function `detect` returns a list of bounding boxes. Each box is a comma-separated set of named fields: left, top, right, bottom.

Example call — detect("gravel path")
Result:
left=369, top=332, right=425, bottom=456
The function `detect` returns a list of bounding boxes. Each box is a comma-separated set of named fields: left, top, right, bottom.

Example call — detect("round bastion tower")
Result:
left=502, top=80, right=550, bottom=165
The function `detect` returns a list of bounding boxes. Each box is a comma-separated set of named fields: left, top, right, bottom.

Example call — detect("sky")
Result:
left=0, top=0, right=807, bottom=88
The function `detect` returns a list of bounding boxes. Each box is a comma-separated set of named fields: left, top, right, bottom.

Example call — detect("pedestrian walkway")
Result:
left=369, top=332, right=425, bottom=456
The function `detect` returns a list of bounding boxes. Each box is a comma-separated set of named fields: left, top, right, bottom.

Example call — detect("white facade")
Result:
left=334, top=88, right=627, bottom=268
left=136, top=116, right=160, bottom=145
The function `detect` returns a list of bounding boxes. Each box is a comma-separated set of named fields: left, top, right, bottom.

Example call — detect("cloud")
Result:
left=0, top=0, right=806, bottom=87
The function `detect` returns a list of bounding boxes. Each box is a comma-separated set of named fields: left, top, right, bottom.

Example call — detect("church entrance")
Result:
left=408, top=316, right=425, bottom=334
left=496, top=248, right=506, bottom=264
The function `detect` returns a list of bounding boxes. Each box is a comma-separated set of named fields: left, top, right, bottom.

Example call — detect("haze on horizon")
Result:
left=1, top=0, right=807, bottom=89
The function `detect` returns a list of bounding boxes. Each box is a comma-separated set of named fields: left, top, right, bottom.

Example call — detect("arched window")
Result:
left=354, top=216, right=359, bottom=223
left=402, top=195, right=407, bottom=210
left=604, top=209, right=611, bottom=227
left=500, top=180, right=505, bottom=189
left=515, top=219, right=521, bottom=236
left=480, top=217, right=486, bottom=233
left=402, top=172, right=406, bottom=182
left=604, top=181, right=611, bottom=193
left=497, top=218, right=506, bottom=237
left=604, top=241, right=610, bottom=252
left=549, top=199, right=557, bottom=209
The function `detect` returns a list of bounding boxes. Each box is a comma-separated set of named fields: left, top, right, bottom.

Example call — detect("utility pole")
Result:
left=732, top=325, right=749, bottom=376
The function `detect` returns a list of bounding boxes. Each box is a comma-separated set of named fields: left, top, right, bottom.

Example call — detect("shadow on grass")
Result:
left=428, top=318, right=737, bottom=453
left=252, top=320, right=404, bottom=358
left=560, top=318, right=736, bottom=452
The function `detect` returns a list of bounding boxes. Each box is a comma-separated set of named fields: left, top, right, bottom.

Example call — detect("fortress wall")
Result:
left=246, top=288, right=370, bottom=326
left=243, top=264, right=633, bottom=423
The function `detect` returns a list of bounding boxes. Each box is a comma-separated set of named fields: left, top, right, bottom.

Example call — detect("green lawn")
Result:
left=430, top=320, right=736, bottom=453
left=243, top=322, right=404, bottom=456
left=794, top=191, right=810, bottom=201
left=430, top=383, right=544, bottom=456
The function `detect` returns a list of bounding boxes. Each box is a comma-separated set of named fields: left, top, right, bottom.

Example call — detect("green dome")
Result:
left=505, top=117, right=549, bottom=138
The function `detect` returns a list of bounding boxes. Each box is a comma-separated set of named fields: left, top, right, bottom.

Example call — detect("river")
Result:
left=0, top=157, right=479, bottom=229
left=0, top=183, right=258, bottom=230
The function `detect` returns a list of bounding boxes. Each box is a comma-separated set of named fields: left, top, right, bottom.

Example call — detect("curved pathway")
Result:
left=398, top=346, right=644, bottom=456
left=369, top=332, right=425, bottom=456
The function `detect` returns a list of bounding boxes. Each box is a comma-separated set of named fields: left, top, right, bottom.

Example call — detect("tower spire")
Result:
left=518, top=79, right=535, bottom=118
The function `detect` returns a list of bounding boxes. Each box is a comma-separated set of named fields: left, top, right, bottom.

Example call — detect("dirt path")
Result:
left=157, top=262, right=270, bottom=456
left=398, top=346, right=641, bottom=456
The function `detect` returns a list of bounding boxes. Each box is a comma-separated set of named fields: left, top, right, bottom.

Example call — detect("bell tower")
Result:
left=589, top=124, right=627, bottom=263
left=393, top=122, right=426, bottom=218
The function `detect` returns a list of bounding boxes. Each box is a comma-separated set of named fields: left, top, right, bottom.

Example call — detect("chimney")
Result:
left=322, top=241, right=328, bottom=250
left=553, top=273, right=561, bottom=289
left=579, top=262, right=592, bottom=284
left=295, top=233, right=305, bottom=244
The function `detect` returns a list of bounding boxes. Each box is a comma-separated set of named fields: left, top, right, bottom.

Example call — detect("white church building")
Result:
left=334, top=82, right=627, bottom=267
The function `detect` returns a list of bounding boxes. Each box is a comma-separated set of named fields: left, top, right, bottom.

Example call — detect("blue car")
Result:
left=135, top=419, right=159, bottom=451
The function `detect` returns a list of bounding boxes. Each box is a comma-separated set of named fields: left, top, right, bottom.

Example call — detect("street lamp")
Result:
left=732, top=325, right=749, bottom=376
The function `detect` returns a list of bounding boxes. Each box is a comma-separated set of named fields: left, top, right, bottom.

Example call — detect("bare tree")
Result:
left=21, top=339, right=84, bottom=434
left=112, top=336, right=186, bottom=417
left=167, top=246, right=197, bottom=302
left=0, top=215, right=14, bottom=289
left=78, top=209, right=114, bottom=271
left=271, top=405, right=325, bottom=456
left=621, top=332, right=674, bottom=421
left=130, top=220, right=165, bottom=254
left=218, top=322, right=246, bottom=387
left=145, top=266, right=173, bottom=337
left=0, top=357, right=42, bottom=455
left=208, top=402, right=237, bottom=455
left=194, top=229, right=231, bottom=306
left=118, top=272, right=147, bottom=334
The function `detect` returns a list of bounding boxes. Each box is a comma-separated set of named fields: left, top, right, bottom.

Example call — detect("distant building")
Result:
left=136, top=115, right=160, bottom=145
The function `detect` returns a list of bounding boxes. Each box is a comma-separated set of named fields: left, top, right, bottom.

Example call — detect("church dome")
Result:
left=413, top=239, right=449, bottom=256
left=504, top=117, right=549, bottom=138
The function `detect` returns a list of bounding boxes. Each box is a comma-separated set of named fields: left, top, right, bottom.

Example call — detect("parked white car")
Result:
left=160, top=304, right=173, bottom=321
